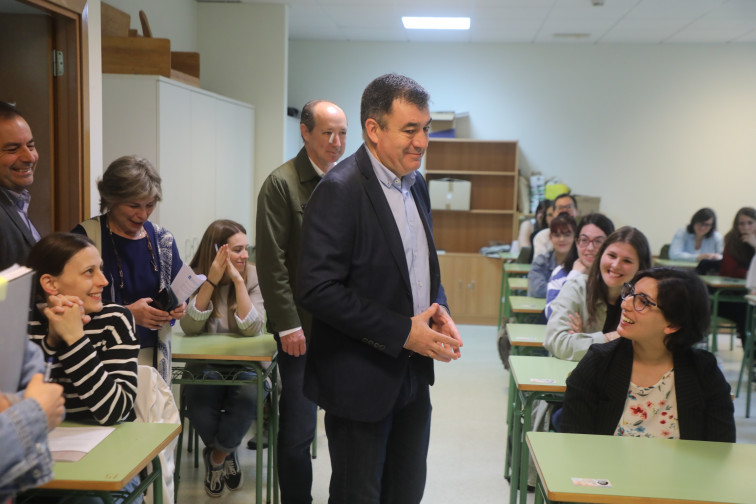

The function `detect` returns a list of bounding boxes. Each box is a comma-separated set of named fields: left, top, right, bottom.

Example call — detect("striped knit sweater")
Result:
left=28, top=304, right=140, bottom=425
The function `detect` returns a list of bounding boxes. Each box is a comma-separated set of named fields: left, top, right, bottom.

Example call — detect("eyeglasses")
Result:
left=555, top=204, right=575, bottom=212
left=620, top=283, right=662, bottom=312
left=576, top=236, right=605, bottom=248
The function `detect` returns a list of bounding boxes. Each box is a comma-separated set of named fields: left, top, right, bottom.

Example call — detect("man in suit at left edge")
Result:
left=0, top=101, right=40, bottom=270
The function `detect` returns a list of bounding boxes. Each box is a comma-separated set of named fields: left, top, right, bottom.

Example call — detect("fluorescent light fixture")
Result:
left=402, top=16, right=470, bottom=30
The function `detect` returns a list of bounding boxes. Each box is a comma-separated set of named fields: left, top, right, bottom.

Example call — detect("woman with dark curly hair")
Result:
left=561, top=267, right=735, bottom=442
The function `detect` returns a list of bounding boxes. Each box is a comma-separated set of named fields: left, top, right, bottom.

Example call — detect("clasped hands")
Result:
left=404, top=303, right=463, bottom=362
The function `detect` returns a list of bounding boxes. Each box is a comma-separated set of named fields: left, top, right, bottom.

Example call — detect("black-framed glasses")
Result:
left=620, top=283, right=662, bottom=312
left=576, top=236, right=605, bottom=248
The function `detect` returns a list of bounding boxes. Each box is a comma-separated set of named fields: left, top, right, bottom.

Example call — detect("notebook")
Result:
left=0, top=264, right=35, bottom=392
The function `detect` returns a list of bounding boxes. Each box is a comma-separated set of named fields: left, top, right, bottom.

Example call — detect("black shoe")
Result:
left=224, top=450, right=243, bottom=491
left=203, top=447, right=225, bottom=497
left=246, top=437, right=269, bottom=450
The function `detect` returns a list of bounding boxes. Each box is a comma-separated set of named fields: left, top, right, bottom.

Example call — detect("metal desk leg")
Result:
left=503, top=369, right=516, bottom=479
left=508, top=389, right=524, bottom=504
left=254, top=363, right=264, bottom=504
left=710, top=290, right=721, bottom=353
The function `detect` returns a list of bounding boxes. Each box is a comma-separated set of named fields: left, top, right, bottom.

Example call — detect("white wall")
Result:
left=98, top=0, right=198, bottom=51
left=198, top=3, right=288, bottom=242
left=288, top=41, right=756, bottom=253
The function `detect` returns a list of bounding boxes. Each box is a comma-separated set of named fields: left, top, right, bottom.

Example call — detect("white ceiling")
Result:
left=232, top=0, right=756, bottom=44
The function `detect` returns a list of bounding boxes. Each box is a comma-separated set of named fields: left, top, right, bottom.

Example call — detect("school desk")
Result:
left=172, top=332, right=278, bottom=504
left=21, top=421, right=180, bottom=504
left=700, top=276, right=747, bottom=352
left=527, top=431, right=756, bottom=504
left=506, top=355, right=577, bottom=504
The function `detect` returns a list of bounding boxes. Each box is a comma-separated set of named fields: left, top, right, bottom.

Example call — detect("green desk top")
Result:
left=652, top=258, right=696, bottom=269
left=508, top=277, right=529, bottom=291
left=508, top=356, right=576, bottom=392
left=746, top=293, right=756, bottom=305
left=510, top=296, right=546, bottom=313
left=43, top=421, right=180, bottom=491
left=504, top=263, right=531, bottom=275
left=527, top=432, right=756, bottom=504
left=700, top=276, right=747, bottom=289
left=499, top=251, right=519, bottom=262
left=172, top=332, right=277, bottom=361
left=508, top=323, right=546, bottom=347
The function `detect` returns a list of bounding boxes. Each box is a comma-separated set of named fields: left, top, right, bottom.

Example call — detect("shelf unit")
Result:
left=425, top=139, right=519, bottom=254
left=425, top=138, right=519, bottom=325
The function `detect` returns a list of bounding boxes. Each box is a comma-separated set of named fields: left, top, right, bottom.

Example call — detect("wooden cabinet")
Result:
left=102, top=75, right=254, bottom=261
left=426, top=138, right=518, bottom=325
left=438, top=253, right=502, bottom=325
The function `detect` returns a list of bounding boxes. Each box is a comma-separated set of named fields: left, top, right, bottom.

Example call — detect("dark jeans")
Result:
left=324, top=364, right=431, bottom=504
left=276, top=335, right=318, bottom=504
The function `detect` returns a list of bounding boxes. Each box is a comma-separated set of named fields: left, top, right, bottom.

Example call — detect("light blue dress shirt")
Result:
left=366, top=147, right=431, bottom=317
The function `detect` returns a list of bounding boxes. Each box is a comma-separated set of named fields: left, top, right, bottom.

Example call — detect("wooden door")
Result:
left=1, top=0, right=88, bottom=233
left=0, top=13, right=53, bottom=235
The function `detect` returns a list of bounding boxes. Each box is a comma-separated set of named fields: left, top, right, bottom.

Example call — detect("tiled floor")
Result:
left=174, top=325, right=756, bottom=503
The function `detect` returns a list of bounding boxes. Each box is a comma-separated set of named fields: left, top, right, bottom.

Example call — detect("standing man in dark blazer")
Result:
left=256, top=100, right=347, bottom=504
left=297, top=74, right=463, bottom=504
left=0, top=101, right=40, bottom=270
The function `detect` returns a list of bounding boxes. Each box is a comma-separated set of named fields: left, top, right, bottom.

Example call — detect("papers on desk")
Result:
left=171, top=263, right=206, bottom=303
left=49, top=426, right=115, bottom=462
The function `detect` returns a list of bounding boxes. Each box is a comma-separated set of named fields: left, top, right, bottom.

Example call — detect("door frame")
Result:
left=19, top=0, right=89, bottom=229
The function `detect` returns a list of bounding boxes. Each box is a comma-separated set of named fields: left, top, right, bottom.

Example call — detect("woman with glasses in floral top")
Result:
left=561, top=268, right=735, bottom=442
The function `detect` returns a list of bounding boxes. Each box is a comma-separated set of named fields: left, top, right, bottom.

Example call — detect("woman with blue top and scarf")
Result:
left=73, top=155, right=186, bottom=382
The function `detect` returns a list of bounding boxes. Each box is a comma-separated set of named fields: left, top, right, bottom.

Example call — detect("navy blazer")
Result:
left=297, top=144, right=447, bottom=422
left=562, top=338, right=735, bottom=442
left=0, top=189, right=37, bottom=270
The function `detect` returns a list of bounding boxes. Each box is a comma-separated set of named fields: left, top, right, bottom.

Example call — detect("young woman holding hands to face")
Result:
left=561, top=268, right=735, bottom=442
left=180, top=220, right=266, bottom=497
left=545, top=226, right=652, bottom=362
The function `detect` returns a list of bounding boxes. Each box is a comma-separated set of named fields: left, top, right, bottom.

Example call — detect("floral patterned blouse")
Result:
left=614, top=369, right=680, bottom=439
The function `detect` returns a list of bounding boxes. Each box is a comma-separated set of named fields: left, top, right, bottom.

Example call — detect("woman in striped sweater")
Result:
left=25, top=232, right=140, bottom=426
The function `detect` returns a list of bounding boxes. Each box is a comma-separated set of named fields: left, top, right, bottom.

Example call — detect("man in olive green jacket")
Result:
left=255, top=100, right=347, bottom=504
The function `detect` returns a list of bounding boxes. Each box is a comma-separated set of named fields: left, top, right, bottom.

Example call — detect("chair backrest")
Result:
left=659, top=244, right=670, bottom=260
left=516, top=245, right=532, bottom=264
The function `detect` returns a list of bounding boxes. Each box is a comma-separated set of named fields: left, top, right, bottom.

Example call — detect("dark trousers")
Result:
left=275, top=335, right=318, bottom=504
left=324, top=363, right=432, bottom=504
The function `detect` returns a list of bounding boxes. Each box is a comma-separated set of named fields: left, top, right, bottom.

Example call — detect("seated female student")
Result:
left=545, top=226, right=652, bottom=362
left=545, top=213, right=615, bottom=318
left=717, top=207, right=756, bottom=345
left=25, top=233, right=141, bottom=502
left=528, top=213, right=576, bottom=299
left=669, top=207, right=723, bottom=263
left=561, top=268, right=735, bottom=442
left=518, top=199, right=550, bottom=251
left=25, top=233, right=139, bottom=425
left=180, top=220, right=266, bottom=498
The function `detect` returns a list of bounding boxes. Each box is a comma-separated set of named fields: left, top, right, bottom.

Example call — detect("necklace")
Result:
left=106, top=215, right=159, bottom=289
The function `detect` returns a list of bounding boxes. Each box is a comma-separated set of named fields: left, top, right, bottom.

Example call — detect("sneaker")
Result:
left=224, top=450, right=243, bottom=491
left=203, top=447, right=225, bottom=497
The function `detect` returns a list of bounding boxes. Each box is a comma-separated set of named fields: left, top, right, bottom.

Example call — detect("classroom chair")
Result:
left=659, top=243, right=670, bottom=260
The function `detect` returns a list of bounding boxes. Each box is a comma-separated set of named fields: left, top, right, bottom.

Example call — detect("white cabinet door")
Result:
left=214, top=97, right=254, bottom=235
left=102, top=75, right=255, bottom=261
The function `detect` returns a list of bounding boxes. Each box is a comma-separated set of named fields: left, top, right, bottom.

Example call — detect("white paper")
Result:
left=49, top=426, right=115, bottom=461
left=171, top=263, right=206, bottom=302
